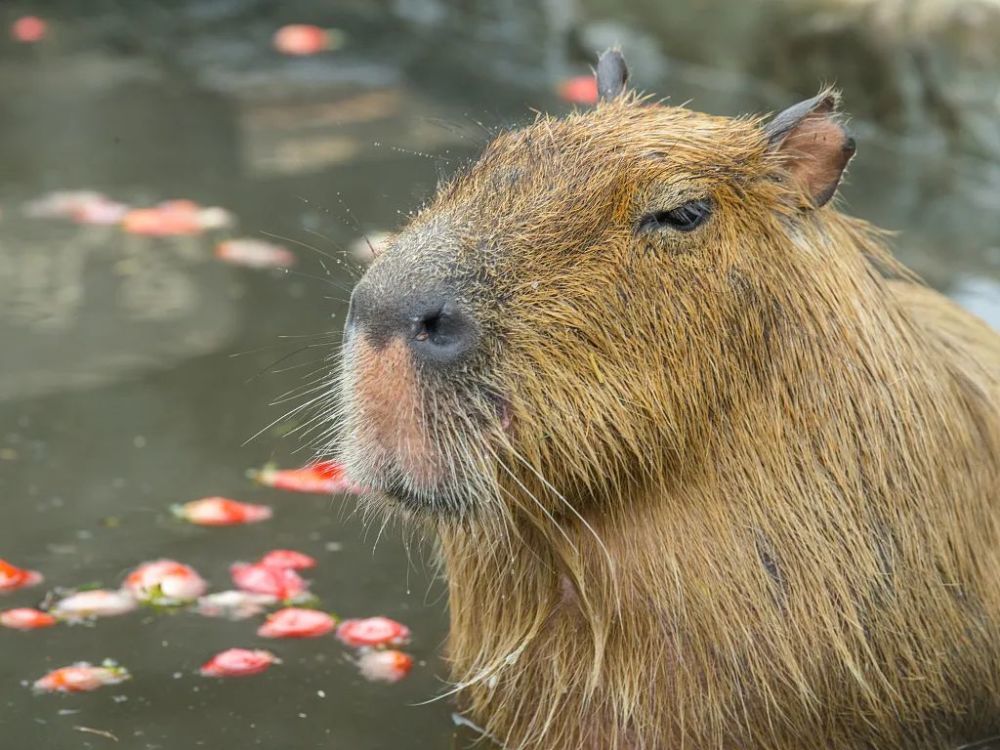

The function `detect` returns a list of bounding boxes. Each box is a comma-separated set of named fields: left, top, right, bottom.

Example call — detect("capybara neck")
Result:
left=439, top=205, right=1000, bottom=749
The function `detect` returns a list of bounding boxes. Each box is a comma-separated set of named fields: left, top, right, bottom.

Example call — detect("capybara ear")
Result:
left=596, top=49, right=629, bottom=101
left=764, top=89, right=856, bottom=208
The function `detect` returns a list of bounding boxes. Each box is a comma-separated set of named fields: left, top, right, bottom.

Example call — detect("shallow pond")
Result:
left=1, top=4, right=998, bottom=749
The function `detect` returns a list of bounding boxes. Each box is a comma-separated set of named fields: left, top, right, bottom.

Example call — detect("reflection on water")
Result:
left=0, top=4, right=997, bottom=749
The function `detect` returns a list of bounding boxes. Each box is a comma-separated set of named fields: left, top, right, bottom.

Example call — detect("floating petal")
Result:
left=251, top=461, right=361, bottom=495
left=194, top=590, right=277, bottom=621
left=336, top=617, right=410, bottom=648
left=125, top=560, right=207, bottom=605
left=357, top=649, right=413, bottom=683
left=257, top=607, right=335, bottom=639
left=1, top=608, right=57, bottom=630
left=121, top=207, right=201, bottom=236
left=175, top=497, right=273, bottom=526
left=215, top=239, right=296, bottom=269
left=33, top=661, right=130, bottom=693
left=557, top=75, right=599, bottom=105
left=258, top=549, right=316, bottom=570
left=11, top=16, right=47, bottom=43
left=272, top=25, right=340, bottom=56
left=230, top=562, right=307, bottom=601
left=200, top=648, right=277, bottom=678
left=0, top=558, right=43, bottom=594
left=50, top=589, right=137, bottom=621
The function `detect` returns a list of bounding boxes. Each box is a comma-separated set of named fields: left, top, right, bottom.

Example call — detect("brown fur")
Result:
left=338, top=86, right=1000, bottom=749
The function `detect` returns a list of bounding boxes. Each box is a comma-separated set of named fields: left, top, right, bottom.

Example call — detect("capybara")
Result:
left=337, top=50, right=1000, bottom=749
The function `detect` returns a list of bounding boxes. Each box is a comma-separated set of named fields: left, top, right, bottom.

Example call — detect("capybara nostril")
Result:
left=407, top=300, right=477, bottom=366
left=347, top=280, right=477, bottom=367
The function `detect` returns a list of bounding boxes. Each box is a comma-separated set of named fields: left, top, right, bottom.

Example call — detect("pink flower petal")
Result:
left=215, top=239, right=296, bottom=269
left=176, top=497, right=273, bottom=526
left=230, top=562, right=307, bottom=601
left=257, top=607, right=335, bottom=639
left=558, top=75, right=599, bottom=105
left=22, top=191, right=105, bottom=220
left=50, top=589, right=137, bottom=620
left=71, top=199, right=130, bottom=225
left=1, top=608, right=57, bottom=630
left=200, top=648, right=277, bottom=678
left=273, top=24, right=331, bottom=56
left=121, top=207, right=201, bottom=236
left=258, top=549, right=316, bottom=570
left=125, top=560, right=207, bottom=604
left=336, top=617, right=410, bottom=648
left=11, top=16, right=47, bottom=44
left=33, top=661, right=131, bottom=693
left=357, top=649, right=413, bottom=683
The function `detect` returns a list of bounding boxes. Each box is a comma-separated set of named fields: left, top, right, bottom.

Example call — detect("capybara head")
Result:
left=338, top=51, right=856, bottom=520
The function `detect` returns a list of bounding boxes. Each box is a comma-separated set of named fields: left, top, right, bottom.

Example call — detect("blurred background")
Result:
left=0, top=1, right=997, bottom=748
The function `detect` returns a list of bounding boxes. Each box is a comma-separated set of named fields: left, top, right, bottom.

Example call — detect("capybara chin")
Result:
left=337, top=49, right=1000, bottom=750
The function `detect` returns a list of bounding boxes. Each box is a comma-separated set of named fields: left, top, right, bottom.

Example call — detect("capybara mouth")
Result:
left=337, top=330, right=510, bottom=516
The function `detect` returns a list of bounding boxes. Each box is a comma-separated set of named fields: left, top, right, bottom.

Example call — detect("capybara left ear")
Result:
left=765, top=90, right=856, bottom=208
left=596, top=49, right=629, bottom=101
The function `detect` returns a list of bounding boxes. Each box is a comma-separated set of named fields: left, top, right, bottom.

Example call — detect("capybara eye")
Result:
left=637, top=199, right=713, bottom=234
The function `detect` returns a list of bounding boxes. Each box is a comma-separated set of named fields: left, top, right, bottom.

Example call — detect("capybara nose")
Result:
left=348, top=281, right=478, bottom=367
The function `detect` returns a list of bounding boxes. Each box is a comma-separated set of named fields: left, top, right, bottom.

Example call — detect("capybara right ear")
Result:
left=596, top=49, right=629, bottom=101
left=764, top=90, right=856, bottom=208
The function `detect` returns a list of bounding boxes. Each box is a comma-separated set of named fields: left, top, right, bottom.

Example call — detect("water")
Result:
left=1, top=5, right=998, bottom=750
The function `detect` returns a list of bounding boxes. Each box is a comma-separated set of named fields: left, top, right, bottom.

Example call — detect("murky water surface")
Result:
left=1, top=5, right=998, bottom=749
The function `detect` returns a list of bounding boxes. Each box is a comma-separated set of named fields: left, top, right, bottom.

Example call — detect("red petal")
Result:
left=200, top=648, right=277, bottom=677
left=230, top=562, right=307, bottom=601
left=180, top=497, right=273, bottom=526
left=33, top=662, right=130, bottom=693
left=357, top=649, right=414, bottom=683
left=11, top=16, right=47, bottom=43
left=1, top=608, right=57, bottom=630
left=215, top=239, right=296, bottom=269
left=253, top=461, right=362, bottom=495
left=557, top=75, right=599, bottom=105
left=336, top=617, right=410, bottom=648
left=0, top=558, right=43, bottom=593
left=125, top=560, right=207, bottom=603
left=311, top=461, right=346, bottom=479
left=122, top=208, right=202, bottom=236
left=257, top=607, right=336, bottom=639
left=157, top=199, right=200, bottom=216
left=273, top=25, right=329, bottom=56
left=258, top=549, right=316, bottom=570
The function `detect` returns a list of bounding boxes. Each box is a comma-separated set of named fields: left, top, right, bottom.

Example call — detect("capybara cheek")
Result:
left=349, top=337, right=441, bottom=488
